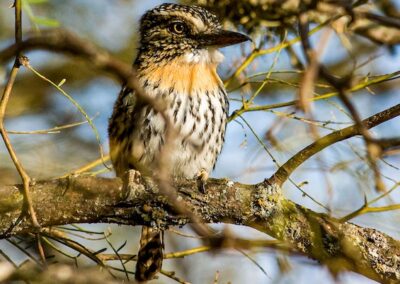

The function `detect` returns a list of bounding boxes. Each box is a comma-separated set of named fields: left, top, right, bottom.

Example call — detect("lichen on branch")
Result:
left=0, top=176, right=399, bottom=283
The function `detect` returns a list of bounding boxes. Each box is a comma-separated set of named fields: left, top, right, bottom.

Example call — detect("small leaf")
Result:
left=27, top=0, right=49, bottom=4
left=117, top=240, right=127, bottom=252
left=58, top=78, right=66, bottom=87
left=32, top=16, right=60, bottom=27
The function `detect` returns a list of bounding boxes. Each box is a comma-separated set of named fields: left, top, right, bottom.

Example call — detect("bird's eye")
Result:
left=169, top=22, right=187, bottom=35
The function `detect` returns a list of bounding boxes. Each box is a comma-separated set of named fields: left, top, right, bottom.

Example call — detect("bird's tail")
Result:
left=135, top=226, right=163, bottom=282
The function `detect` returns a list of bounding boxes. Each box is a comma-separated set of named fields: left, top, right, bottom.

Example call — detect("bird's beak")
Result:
left=196, top=30, right=251, bottom=48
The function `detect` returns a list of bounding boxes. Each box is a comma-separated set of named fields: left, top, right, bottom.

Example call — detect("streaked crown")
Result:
left=135, top=3, right=250, bottom=66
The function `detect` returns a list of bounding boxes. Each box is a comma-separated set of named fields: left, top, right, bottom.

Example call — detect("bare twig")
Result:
left=7, top=116, right=95, bottom=135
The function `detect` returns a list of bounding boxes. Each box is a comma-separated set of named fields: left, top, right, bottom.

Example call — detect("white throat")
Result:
left=183, top=49, right=224, bottom=65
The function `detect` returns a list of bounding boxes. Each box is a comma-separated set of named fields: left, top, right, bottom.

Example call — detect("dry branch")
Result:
left=0, top=176, right=399, bottom=283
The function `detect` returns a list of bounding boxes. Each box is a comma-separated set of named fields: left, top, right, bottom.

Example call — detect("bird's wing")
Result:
left=108, top=85, right=138, bottom=176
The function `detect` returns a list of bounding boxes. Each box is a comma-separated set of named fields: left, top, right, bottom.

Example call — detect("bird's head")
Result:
left=135, top=3, right=250, bottom=67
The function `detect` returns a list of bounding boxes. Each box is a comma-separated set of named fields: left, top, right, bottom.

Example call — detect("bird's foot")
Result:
left=121, top=169, right=159, bottom=202
left=196, top=168, right=209, bottom=194
left=120, top=169, right=146, bottom=202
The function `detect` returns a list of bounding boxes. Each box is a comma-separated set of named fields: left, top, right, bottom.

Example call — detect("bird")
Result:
left=108, top=3, right=250, bottom=282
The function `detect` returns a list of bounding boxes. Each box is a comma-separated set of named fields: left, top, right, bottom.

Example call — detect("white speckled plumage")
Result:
left=109, top=60, right=228, bottom=178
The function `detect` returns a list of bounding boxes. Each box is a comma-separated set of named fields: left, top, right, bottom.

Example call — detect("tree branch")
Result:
left=0, top=29, right=135, bottom=87
left=268, top=95, right=400, bottom=186
left=0, top=176, right=399, bottom=283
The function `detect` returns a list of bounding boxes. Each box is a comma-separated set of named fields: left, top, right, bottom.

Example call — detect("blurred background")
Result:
left=0, top=0, right=399, bottom=283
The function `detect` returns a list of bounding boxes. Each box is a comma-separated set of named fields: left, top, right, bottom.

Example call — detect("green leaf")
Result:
left=58, top=79, right=66, bottom=87
left=27, top=0, right=49, bottom=4
left=32, top=16, right=60, bottom=27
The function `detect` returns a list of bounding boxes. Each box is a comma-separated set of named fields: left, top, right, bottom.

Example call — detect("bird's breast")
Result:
left=110, top=56, right=229, bottom=178
left=139, top=54, right=223, bottom=97
left=136, top=58, right=228, bottom=176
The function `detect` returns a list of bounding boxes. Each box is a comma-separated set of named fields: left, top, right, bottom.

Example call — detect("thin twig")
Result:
left=7, top=115, right=97, bottom=135
left=0, top=0, right=39, bottom=229
left=270, top=104, right=400, bottom=186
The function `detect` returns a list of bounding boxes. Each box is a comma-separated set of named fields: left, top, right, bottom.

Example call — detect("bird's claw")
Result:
left=196, top=169, right=208, bottom=194
left=121, top=169, right=143, bottom=201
